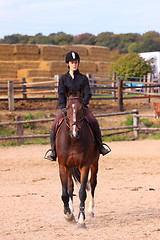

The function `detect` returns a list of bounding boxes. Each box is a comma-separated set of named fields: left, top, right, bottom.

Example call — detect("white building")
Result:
left=139, top=51, right=160, bottom=75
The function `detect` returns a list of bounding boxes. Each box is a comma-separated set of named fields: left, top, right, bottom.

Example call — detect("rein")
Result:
left=65, top=115, right=84, bottom=130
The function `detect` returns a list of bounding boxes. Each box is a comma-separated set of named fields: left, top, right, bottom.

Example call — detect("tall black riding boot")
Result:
left=93, top=126, right=111, bottom=155
left=45, top=131, right=57, bottom=161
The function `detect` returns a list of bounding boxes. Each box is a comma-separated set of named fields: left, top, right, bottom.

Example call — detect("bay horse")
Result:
left=55, top=89, right=100, bottom=228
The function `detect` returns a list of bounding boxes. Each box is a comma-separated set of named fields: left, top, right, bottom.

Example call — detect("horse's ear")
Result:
left=65, top=87, right=70, bottom=97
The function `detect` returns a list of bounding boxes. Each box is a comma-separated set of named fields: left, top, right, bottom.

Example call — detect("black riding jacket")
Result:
left=58, top=69, right=92, bottom=109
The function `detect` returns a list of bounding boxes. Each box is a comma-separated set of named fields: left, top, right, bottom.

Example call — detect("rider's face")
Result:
left=68, top=60, right=79, bottom=72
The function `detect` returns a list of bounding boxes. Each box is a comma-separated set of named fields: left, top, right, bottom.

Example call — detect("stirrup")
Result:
left=44, top=149, right=56, bottom=161
left=103, top=143, right=111, bottom=152
left=101, top=143, right=111, bottom=155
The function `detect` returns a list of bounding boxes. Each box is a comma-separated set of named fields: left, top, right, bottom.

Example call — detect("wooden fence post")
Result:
left=8, top=81, right=14, bottom=112
left=112, top=72, right=116, bottom=102
left=133, top=109, right=139, bottom=139
left=22, top=78, right=27, bottom=99
left=147, top=73, right=152, bottom=103
left=54, top=75, right=59, bottom=98
left=16, top=116, right=24, bottom=144
left=87, top=74, right=94, bottom=95
left=118, top=79, right=123, bottom=111
left=143, top=75, right=147, bottom=94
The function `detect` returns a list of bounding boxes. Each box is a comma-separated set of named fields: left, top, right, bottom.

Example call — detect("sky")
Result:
left=0, top=0, right=160, bottom=38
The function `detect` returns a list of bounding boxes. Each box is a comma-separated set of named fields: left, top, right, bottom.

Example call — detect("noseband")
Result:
left=65, top=97, right=84, bottom=132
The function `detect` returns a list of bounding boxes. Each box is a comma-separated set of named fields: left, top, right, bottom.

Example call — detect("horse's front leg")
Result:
left=77, top=167, right=89, bottom=228
left=88, top=161, right=98, bottom=218
left=68, top=170, right=75, bottom=217
left=59, top=165, right=73, bottom=221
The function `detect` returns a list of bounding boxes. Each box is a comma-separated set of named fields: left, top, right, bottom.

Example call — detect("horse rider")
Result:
left=46, top=51, right=110, bottom=161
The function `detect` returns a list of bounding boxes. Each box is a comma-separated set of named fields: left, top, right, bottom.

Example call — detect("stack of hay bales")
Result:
left=17, top=69, right=52, bottom=79
left=38, top=45, right=66, bottom=78
left=42, top=61, right=66, bottom=76
left=17, top=69, right=54, bottom=95
left=16, top=61, right=40, bottom=70
left=61, top=45, right=110, bottom=75
left=61, top=45, right=97, bottom=74
left=86, top=46, right=110, bottom=75
left=0, top=44, right=110, bottom=95
left=0, top=62, right=17, bottom=80
left=0, top=45, right=16, bottom=80
left=0, top=44, right=14, bottom=61
left=14, top=44, right=40, bottom=61
left=86, top=46, right=110, bottom=61
left=40, top=45, right=64, bottom=61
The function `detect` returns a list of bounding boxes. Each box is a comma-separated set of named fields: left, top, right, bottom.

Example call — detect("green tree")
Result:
left=0, top=34, right=20, bottom=44
left=110, top=53, right=153, bottom=77
left=117, top=33, right=140, bottom=53
left=73, top=33, right=96, bottom=45
left=54, top=32, right=74, bottom=45
left=142, top=31, right=160, bottom=39
left=128, top=42, right=138, bottom=53
left=95, top=32, right=120, bottom=50
left=137, top=38, right=160, bottom=52
left=27, top=33, right=50, bottom=44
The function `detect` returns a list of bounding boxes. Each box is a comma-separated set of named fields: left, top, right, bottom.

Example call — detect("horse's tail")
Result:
left=72, top=168, right=81, bottom=184
left=72, top=168, right=90, bottom=191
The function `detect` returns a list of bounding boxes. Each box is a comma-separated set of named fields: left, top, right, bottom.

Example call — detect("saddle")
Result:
left=55, top=116, right=65, bottom=135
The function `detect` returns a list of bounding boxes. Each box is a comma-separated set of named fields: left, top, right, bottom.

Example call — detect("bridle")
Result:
left=65, top=96, right=85, bottom=133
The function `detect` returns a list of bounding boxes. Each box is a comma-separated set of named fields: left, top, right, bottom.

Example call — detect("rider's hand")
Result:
left=61, top=108, right=67, bottom=116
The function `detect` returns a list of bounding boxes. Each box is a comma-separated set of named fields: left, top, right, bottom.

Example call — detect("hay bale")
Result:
left=47, top=61, right=67, bottom=76
left=39, top=45, right=65, bottom=61
left=96, top=61, right=110, bottom=75
left=17, top=69, right=52, bottom=79
left=16, top=61, right=40, bottom=69
left=14, top=54, right=40, bottom=61
left=0, top=55, right=14, bottom=61
left=0, top=44, right=14, bottom=61
left=14, top=44, right=39, bottom=54
left=86, top=46, right=110, bottom=61
left=0, top=44, right=14, bottom=60
left=39, top=61, right=51, bottom=71
left=0, top=70, right=17, bottom=78
left=79, top=61, right=97, bottom=74
left=0, top=61, right=18, bottom=69
left=0, top=44, right=14, bottom=54
left=14, top=44, right=40, bottom=61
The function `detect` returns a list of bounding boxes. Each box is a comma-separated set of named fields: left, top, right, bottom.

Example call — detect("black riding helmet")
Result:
left=65, top=51, right=80, bottom=63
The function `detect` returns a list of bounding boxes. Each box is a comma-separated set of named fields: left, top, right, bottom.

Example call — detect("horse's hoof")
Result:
left=77, top=222, right=87, bottom=229
left=64, top=212, right=74, bottom=222
left=89, top=212, right=94, bottom=218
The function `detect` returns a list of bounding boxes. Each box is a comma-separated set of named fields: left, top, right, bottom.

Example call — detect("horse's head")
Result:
left=66, top=89, right=84, bottom=139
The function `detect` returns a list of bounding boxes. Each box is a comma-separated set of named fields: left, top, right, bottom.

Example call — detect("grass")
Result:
left=103, top=115, right=160, bottom=142
left=103, top=133, right=132, bottom=142
left=1, top=113, right=160, bottom=147
left=0, top=112, right=51, bottom=147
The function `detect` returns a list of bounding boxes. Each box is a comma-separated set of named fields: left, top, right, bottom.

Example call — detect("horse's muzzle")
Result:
left=69, top=129, right=80, bottom=139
